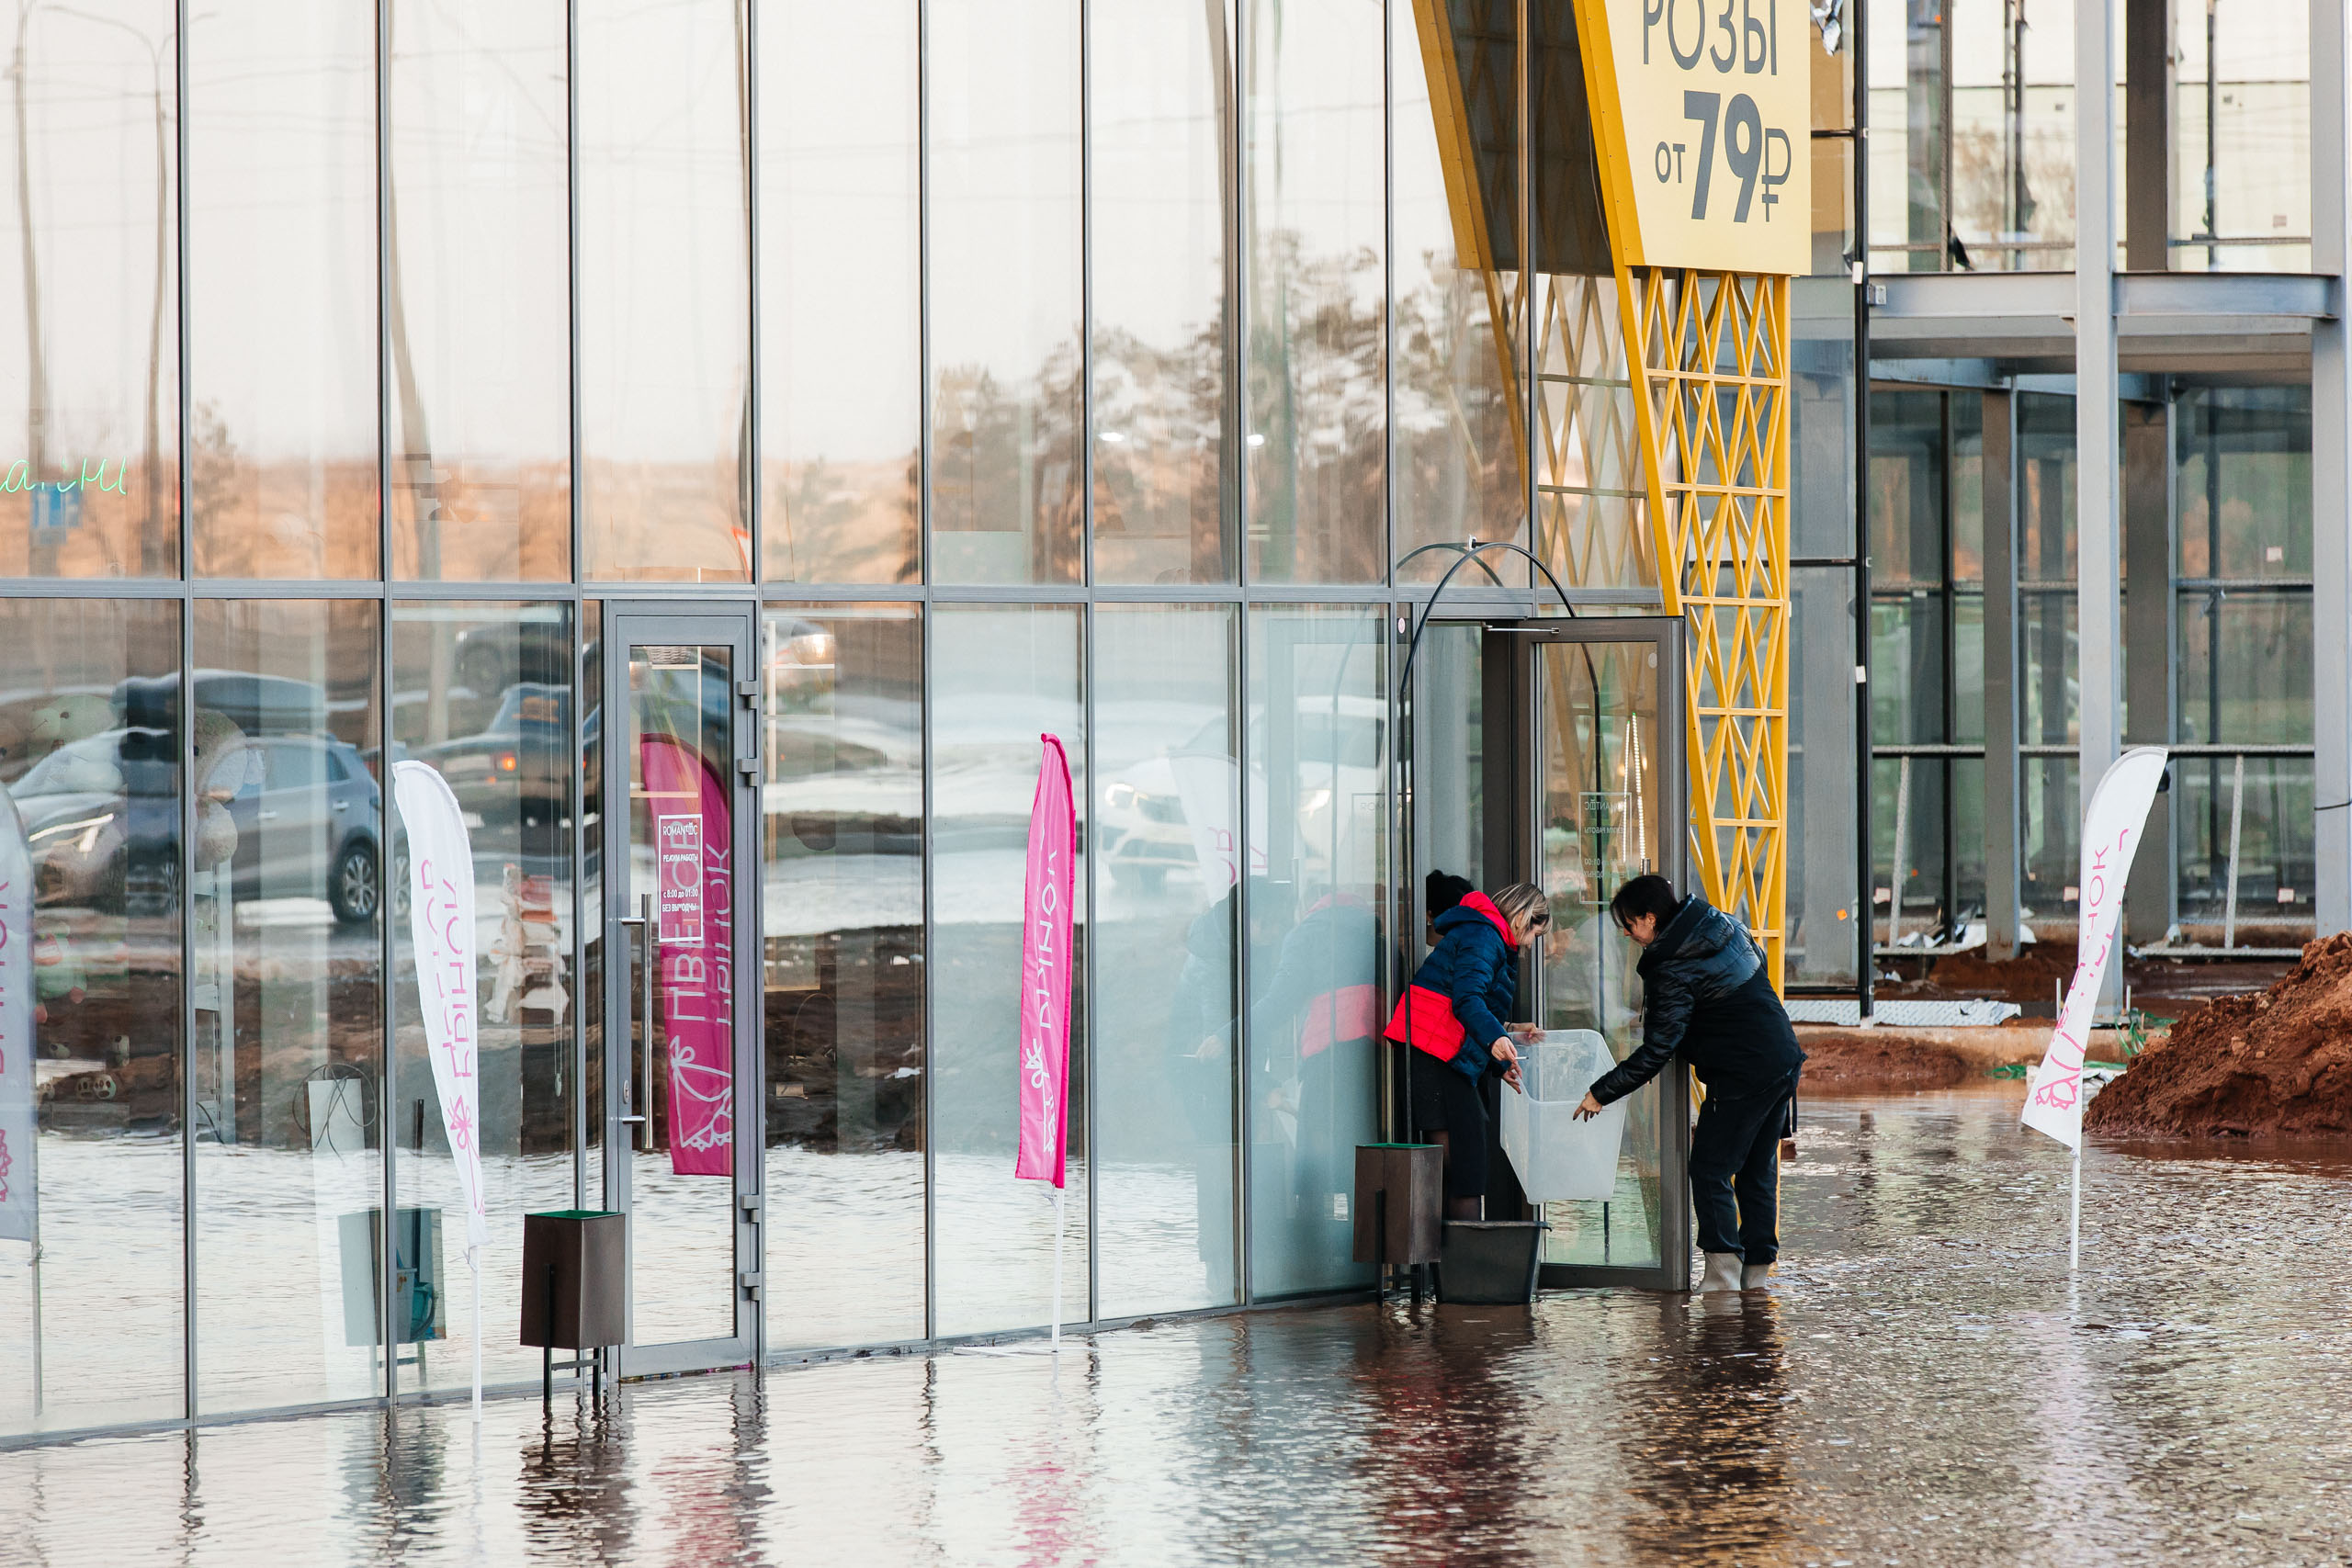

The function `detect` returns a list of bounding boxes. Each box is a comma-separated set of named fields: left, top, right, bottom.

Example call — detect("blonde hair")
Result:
left=1491, top=883, right=1552, bottom=943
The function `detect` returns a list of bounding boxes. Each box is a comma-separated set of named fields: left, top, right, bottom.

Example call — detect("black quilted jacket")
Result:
left=1587, top=894, right=1804, bottom=1106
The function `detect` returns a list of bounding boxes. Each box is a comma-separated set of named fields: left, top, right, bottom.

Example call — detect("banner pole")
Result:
left=470, top=1251, right=483, bottom=1421
left=2069, top=1139, right=2083, bottom=1272
left=1051, top=1186, right=1065, bottom=1355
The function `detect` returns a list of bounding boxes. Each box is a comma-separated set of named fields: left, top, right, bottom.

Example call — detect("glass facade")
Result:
left=1865, top=0, right=2313, bottom=273
left=6, top=0, right=2341, bottom=1440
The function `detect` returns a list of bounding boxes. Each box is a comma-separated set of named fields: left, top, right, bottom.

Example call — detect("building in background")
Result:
left=0, top=0, right=2340, bottom=1440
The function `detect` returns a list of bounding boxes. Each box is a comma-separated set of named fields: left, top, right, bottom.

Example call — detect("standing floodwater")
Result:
left=3, top=1085, right=2349, bottom=1564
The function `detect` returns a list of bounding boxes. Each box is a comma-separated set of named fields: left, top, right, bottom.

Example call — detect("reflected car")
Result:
left=1096, top=698, right=1386, bottom=894
left=13, top=728, right=386, bottom=925
left=415, top=682, right=570, bottom=828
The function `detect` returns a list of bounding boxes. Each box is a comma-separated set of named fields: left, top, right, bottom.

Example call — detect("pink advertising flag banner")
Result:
left=640, top=738, right=734, bottom=1177
left=1016, top=735, right=1076, bottom=1188
left=2021, top=746, right=2170, bottom=1150
left=391, top=762, right=490, bottom=1253
left=0, top=782, right=36, bottom=1246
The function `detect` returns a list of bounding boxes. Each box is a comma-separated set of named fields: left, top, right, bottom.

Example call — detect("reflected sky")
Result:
left=10, top=1085, right=2352, bottom=1562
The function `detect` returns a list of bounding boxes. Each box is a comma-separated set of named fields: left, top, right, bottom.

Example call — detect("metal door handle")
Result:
left=618, top=893, right=655, bottom=1153
left=257, top=810, right=280, bottom=821
left=334, top=800, right=351, bottom=811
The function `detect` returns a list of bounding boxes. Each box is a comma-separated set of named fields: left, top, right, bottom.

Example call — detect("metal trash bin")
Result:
left=521, top=1209, right=625, bottom=1402
left=1352, top=1143, right=1442, bottom=1269
left=1437, top=1220, right=1548, bottom=1304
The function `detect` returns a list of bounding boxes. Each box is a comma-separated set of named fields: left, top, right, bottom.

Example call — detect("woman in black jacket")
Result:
left=1576, top=874, right=1804, bottom=1292
left=1386, top=880, right=1551, bottom=1220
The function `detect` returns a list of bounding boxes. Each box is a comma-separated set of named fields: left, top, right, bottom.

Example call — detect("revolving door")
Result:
left=1407, top=615, right=1692, bottom=1291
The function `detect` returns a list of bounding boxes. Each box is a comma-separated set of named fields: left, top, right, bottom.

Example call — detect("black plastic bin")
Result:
left=1436, top=1220, right=1548, bottom=1304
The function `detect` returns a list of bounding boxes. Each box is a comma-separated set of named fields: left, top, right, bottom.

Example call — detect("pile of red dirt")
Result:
left=2086, top=932, right=2352, bottom=1138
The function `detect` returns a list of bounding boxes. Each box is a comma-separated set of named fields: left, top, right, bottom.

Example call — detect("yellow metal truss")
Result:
left=1613, top=267, right=1792, bottom=985
left=1408, top=3, right=1791, bottom=984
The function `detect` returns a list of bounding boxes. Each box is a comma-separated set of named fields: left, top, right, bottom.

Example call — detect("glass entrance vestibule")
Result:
left=1405, top=615, right=1691, bottom=1292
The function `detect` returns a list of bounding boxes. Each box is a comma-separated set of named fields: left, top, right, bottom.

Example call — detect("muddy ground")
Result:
left=2087, top=932, right=2352, bottom=1137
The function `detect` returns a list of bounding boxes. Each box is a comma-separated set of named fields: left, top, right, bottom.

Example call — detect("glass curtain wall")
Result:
left=189, top=599, right=384, bottom=1416
left=1870, top=390, right=1951, bottom=944
left=1091, top=0, right=1238, bottom=586
left=759, top=1, right=921, bottom=586
left=0, top=600, right=183, bottom=1434
left=2173, top=0, right=2311, bottom=270
left=930, top=607, right=1087, bottom=1335
left=0, top=0, right=180, bottom=579
left=390, top=603, right=575, bottom=1394
left=2175, top=389, right=2313, bottom=936
left=1244, top=605, right=1383, bottom=1300
left=1093, top=605, right=1240, bottom=1317
left=1393, top=0, right=1523, bottom=580
left=1243, top=0, right=1387, bottom=584
left=577, top=0, right=752, bottom=582
left=760, top=604, right=925, bottom=1349
left=926, top=0, right=1083, bottom=586
left=2017, top=392, right=2079, bottom=919
left=187, top=1, right=378, bottom=578
left=386, top=1, right=571, bottom=582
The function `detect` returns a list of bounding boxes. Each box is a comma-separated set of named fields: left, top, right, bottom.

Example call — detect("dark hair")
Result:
left=1425, top=870, right=1474, bottom=918
left=1609, top=874, right=1679, bottom=931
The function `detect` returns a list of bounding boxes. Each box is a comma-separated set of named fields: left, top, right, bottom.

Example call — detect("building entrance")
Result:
left=1407, top=615, right=1692, bottom=1290
left=599, top=605, right=763, bottom=1373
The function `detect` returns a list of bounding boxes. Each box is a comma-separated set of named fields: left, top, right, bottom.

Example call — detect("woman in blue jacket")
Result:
left=1386, top=881, right=1552, bottom=1219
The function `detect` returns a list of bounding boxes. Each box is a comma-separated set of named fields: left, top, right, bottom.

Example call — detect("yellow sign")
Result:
left=1574, top=0, right=1812, bottom=275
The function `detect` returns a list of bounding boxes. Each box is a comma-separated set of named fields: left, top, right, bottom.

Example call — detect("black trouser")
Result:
left=1689, top=1072, right=1797, bottom=1266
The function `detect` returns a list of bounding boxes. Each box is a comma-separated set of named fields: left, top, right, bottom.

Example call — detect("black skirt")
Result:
left=1408, top=1058, right=1491, bottom=1198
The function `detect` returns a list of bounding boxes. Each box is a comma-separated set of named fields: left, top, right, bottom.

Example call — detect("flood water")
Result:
left=5, top=1085, right=2351, bottom=1565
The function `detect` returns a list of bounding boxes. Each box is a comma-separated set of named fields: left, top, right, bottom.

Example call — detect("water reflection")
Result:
left=13, top=1087, right=2352, bottom=1562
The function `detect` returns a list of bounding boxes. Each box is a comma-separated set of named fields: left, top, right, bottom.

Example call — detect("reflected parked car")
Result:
left=416, top=682, right=569, bottom=828
left=1097, top=698, right=1386, bottom=893
left=14, top=728, right=385, bottom=924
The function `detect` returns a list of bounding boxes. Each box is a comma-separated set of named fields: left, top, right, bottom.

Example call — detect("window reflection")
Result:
left=1244, top=0, right=1386, bottom=585
left=760, top=3, right=920, bottom=586
left=761, top=604, right=923, bottom=1348
left=390, top=604, right=573, bottom=1393
left=1094, top=606, right=1238, bottom=1314
left=1091, top=0, right=1236, bottom=586
left=1245, top=606, right=1382, bottom=1297
left=931, top=607, right=1085, bottom=1333
left=387, top=2, right=571, bottom=581
left=1394, top=0, right=1523, bottom=581
left=0, top=0, right=180, bottom=578
left=927, top=0, right=1083, bottom=586
left=188, top=2, right=378, bottom=578
left=579, top=0, right=751, bottom=582
left=191, top=599, right=383, bottom=1414
left=0, top=601, right=181, bottom=1434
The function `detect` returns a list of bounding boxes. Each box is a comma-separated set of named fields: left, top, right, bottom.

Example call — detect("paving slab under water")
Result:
left=5, top=1085, right=2352, bottom=1565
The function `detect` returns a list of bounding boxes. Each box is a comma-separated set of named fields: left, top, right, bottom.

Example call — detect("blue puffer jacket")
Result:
left=1402, top=893, right=1521, bottom=1081
left=1589, top=893, right=1805, bottom=1105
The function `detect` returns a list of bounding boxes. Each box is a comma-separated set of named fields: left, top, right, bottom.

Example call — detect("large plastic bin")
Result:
left=1499, top=1030, right=1629, bottom=1202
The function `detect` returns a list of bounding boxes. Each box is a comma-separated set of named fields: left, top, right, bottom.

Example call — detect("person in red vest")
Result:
left=1386, top=881, right=1551, bottom=1220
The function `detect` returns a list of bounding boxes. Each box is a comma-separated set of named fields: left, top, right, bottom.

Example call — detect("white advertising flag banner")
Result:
left=2020, top=746, right=2170, bottom=1149
left=392, top=761, right=490, bottom=1253
left=0, top=781, right=35, bottom=1244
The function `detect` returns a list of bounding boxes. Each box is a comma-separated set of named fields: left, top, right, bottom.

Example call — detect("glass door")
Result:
left=1506, top=617, right=1691, bottom=1290
left=601, top=606, right=761, bottom=1373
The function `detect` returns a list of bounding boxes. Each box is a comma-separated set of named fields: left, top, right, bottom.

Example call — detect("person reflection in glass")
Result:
left=1246, top=877, right=1381, bottom=1267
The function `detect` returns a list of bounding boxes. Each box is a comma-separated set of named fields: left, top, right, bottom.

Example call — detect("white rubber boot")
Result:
left=1741, top=1262, right=1773, bottom=1290
left=1697, top=1252, right=1743, bottom=1292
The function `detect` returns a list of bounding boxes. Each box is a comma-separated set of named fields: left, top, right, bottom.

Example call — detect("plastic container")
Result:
left=1499, top=1029, right=1629, bottom=1202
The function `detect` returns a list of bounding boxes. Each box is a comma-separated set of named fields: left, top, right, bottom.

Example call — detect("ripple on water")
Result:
left=4, top=1087, right=2352, bottom=1565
